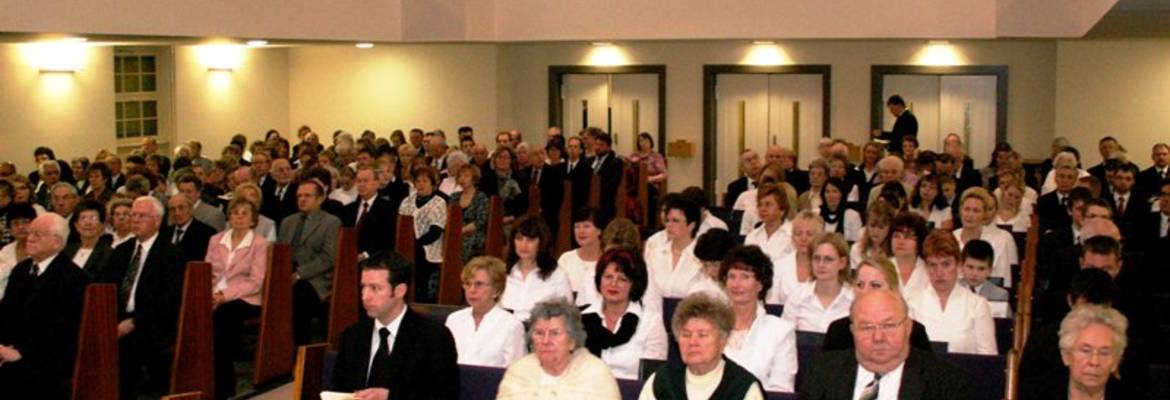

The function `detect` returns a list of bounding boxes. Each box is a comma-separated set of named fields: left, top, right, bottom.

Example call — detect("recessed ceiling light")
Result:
left=62, top=37, right=87, bottom=43
left=246, top=40, right=268, bottom=47
left=752, top=40, right=775, bottom=45
left=591, top=42, right=613, bottom=47
left=928, top=40, right=950, bottom=45
left=355, top=42, right=375, bottom=49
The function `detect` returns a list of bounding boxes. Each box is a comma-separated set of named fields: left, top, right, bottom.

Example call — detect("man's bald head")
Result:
left=1080, top=218, right=1121, bottom=242
left=850, top=290, right=912, bottom=374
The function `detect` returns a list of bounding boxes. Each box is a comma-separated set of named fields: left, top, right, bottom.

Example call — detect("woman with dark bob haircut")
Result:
left=579, top=248, right=667, bottom=379
left=499, top=215, right=571, bottom=321
left=889, top=211, right=930, bottom=297
left=715, top=245, right=798, bottom=392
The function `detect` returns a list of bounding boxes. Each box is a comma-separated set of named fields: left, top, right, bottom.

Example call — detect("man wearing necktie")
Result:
left=343, top=167, right=396, bottom=261
left=0, top=213, right=89, bottom=399
left=799, top=290, right=970, bottom=399
left=279, top=179, right=341, bottom=346
left=330, top=252, right=458, bottom=400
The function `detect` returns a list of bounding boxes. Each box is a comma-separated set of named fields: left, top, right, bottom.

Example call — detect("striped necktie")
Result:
left=859, top=373, right=881, bottom=400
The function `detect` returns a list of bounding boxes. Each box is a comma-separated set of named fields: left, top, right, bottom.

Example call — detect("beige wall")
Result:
left=498, top=39, right=1058, bottom=190
left=287, top=43, right=499, bottom=145
left=173, top=46, right=290, bottom=157
left=0, top=44, right=115, bottom=173
left=1055, top=39, right=1170, bottom=169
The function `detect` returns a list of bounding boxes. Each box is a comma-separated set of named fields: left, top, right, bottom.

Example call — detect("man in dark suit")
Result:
left=768, top=145, right=810, bottom=195
left=177, top=175, right=227, bottom=231
left=588, top=132, right=624, bottom=222
left=261, top=157, right=298, bottom=228
left=1037, top=166, right=1085, bottom=233
left=942, top=133, right=982, bottom=196
left=1086, top=136, right=1120, bottom=186
left=344, top=167, right=397, bottom=260
left=1137, top=143, right=1169, bottom=198
left=724, top=149, right=761, bottom=207
left=0, top=214, right=90, bottom=399
left=101, top=196, right=187, bottom=398
left=1101, top=163, right=1145, bottom=237
left=1135, top=179, right=1170, bottom=256
left=530, top=146, right=566, bottom=234
left=563, top=136, right=593, bottom=215
left=799, top=290, right=970, bottom=400
left=250, top=152, right=276, bottom=195
left=279, top=179, right=341, bottom=345
left=161, top=194, right=217, bottom=263
left=871, top=95, right=918, bottom=155
left=332, top=252, right=459, bottom=399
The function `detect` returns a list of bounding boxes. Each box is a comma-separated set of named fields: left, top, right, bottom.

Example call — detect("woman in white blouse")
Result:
left=744, top=184, right=794, bottom=263
left=499, top=215, right=572, bottom=321
left=849, top=200, right=896, bottom=269
left=445, top=256, right=526, bottom=367
left=889, top=212, right=931, bottom=299
left=0, top=203, right=35, bottom=300
left=558, top=207, right=604, bottom=306
left=797, top=159, right=828, bottom=212
left=767, top=211, right=824, bottom=305
left=580, top=249, right=668, bottom=379
left=820, top=178, right=862, bottom=244
left=909, top=230, right=997, bottom=355
left=733, top=162, right=798, bottom=235
left=399, top=165, right=448, bottom=302
left=909, top=174, right=953, bottom=231
left=720, top=245, right=798, bottom=392
left=953, top=187, right=1018, bottom=288
left=782, top=232, right=854, bottom=333
left=645, top=198, right=704, bottom=299
left=105, top=199, right=136, bottom=247
left=993, top=176, right=1032, bottom=234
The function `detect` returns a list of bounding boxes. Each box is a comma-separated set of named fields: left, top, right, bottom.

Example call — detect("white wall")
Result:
left=1055, top=39, right=1170, bottom=169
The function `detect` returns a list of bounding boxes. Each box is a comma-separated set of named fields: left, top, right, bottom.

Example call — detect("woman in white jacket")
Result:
left=580, top=248, right=668, bottom=379
left=720, top=245, right=798, bottom=392
left=909, top=230, right=997, bottom=355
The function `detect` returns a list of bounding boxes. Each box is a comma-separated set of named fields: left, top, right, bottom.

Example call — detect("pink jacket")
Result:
left=205, top=229, right=270, bottom=306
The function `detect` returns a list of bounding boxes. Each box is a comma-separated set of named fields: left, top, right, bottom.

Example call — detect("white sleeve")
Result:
left=641, top=312, right=669, bottom=361
left=765, top=322, right=798, bottom=392
left=974, top=299, right=998, bottom=355
left=845, top=211, right=863, bottom=243
left=503, top=319, right=528, bottom=366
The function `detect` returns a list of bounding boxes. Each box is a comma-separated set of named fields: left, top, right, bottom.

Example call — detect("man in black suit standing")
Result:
left=589, top=131, right=623, bottom=222
left=103, top=196, right=186, bottom=398
left=724, top=149, right=762, bottom=207
left=871, top=95, right=918, bottom=155
left=1137, top=143, right=1169, bottom=197
left=565, top=136, right=592, bottom=215
left=161, top=194, right=217, bottom=263
left=262, top=157, right=298, bottom=228
left=799, top=290, right=970, bottom=400
left=0, top=213, right=89, bottom=399
left=344, top=167, right=397, bottom=261
left=331, top=252, right=458, bottom=399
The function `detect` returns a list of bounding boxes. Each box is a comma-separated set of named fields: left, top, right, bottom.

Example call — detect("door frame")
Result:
left=702, top=64, right=832, bottom=201
left=870, top=65, right=1008, bottom=144
left=548, top=65, right=667, bottom=156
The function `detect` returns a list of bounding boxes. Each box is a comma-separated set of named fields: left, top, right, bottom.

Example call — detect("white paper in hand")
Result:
left=320, top=391, right=356, bottom=400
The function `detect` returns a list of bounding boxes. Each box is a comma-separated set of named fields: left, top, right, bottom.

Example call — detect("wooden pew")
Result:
left=438, top=203, right=465, bottom=305
left=327, top=228, right=359, bottom=352
left=252, top=243, right=295, bottom=387
left=484, top=195, right=505, bottom=258
left=72, top=283, right=119, bottom=400
left=555, top=181, right=573, bottom=256
left=636, top=162, right=650, bottom=231
left=161, top=392, right=204, bottom=400
left=615, top=160, right=629, bottom=219
left=588, top=174, right=601, bottom=209
left=293, top=343, right=329, bottom=400
left=527, top=180, right=542, bottom=217
left=170, top=262, right=215, bottom=399
left=395, top=214, right=416, bottom=262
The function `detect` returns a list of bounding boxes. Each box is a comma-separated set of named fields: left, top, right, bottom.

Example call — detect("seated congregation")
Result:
left=0, top=120, right=1166, bottom=400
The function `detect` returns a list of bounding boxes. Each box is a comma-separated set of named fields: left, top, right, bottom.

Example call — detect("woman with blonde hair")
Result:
left=445, top=256, right=527, bottom=367
left=821, top=257, right=935, bottom=351
left=849, top=200, right=896, bottom=269
left=953, top=187, right=1018, bottom=287
left=767, top=210, right=824, bottom=305
left=781, top=232, right=854, bottom=333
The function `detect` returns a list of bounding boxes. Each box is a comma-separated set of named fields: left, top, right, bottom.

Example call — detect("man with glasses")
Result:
left=799, top=290, right=970, bottom=399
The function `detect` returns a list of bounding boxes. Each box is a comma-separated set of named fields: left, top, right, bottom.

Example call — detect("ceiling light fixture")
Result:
left=355, top=42, right=375, bottom=49
left=591, top=42, right=613, bottom=47
left=246, top=40, right=269, bottom=47
left=752, top=40, right=775, bottom=45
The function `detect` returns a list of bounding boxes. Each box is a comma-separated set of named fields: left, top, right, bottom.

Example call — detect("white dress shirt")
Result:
left=907, top=287, right=997, bottom=355
left=580, top=301, right=668, bottom=380
left=698, top=211, right=728, bottom=237
left=743, top=221, right=794, bottom=266
left=953, top=225, right=1018, bottom=287
left=368, top=308, right=406, bottom=377
left=499, top=264, right=572, bottom=321
left=126, top=233, right=158, bottom=314
left=723, top=303, right=798, bottom=392
left=850, top=362, right=905, bottom=400
left=890, top=257, right=930, bottom=299
left=686, top=275, right=730, bottom=304
left=557, top=249, right=599, bottom=306
left=781, top=282, right=854, bottom=333
left=445, top=305, right=527, bottom=368
left=645, top=239, right=704, bottom=299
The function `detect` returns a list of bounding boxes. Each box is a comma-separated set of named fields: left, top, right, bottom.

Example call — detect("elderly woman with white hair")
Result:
left=1042, top=150, right=1090, bottom=195
left=439, top=150, right=468, bottom=196
left=1044, top=304, right=1138, bottom=400
left=497, top=297, right=621, bottom=399
left=866, top=155, right=911, bottom=206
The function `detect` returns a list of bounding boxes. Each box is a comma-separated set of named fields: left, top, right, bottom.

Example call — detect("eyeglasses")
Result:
left=852, top=318, right=907, bottom=336
left=462, top=281, right=491, bottom=290
left=1071, top=345, right=1115, bottom=360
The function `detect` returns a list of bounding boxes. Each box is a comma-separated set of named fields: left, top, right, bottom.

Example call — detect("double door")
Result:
left=881, top=74, right=998, bottom=167
left=562, top=74, right=659, bottom=156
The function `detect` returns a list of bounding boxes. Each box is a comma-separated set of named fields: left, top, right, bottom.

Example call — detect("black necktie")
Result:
left=859, top=373, right=881, bottom=400
left=357, top=202, right=369, bottom=227
left=367, top=327, right=392, bottom=387
left=120, top=243, right=144, bottom=309
left=173, top=228, right=184, bottom=245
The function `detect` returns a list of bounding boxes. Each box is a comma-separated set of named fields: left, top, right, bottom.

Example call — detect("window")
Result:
left=114, top=54, right=160, bottom=139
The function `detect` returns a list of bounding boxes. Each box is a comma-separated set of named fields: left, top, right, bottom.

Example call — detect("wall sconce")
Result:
left=742, top=40, right=793, bottom=66
left=584, top=42, right=629, bottom=66
left=246, top=40, right=269, bottom=47
left=913, top=40, right=966, bottom=66
left=355, top=42, right=375, bottom=49
left=26, top=39, right=88, bottom=73
left=197, top=44, right=244, bottom=71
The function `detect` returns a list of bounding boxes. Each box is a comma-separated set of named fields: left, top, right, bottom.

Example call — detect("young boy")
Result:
left=960, top=239, right=1012, bottom=317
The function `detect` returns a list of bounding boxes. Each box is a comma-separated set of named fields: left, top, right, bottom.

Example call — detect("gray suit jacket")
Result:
left=278, top=209, right=341, bottom=299
left=193, top=201, right=227, bottom=231
left=963, top=281, right=1009, bottom=302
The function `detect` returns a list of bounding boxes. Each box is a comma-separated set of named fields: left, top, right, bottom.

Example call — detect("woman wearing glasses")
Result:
left=445, top=256, right=526, bottom=368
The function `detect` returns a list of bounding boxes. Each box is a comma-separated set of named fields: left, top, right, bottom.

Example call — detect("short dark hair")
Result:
left=901, top=135, right=919, bottom=148
left=1068, top=268, right=1116, bottom=305
left=360, top=251, right=414, bottom=288
left=961, top=239, right=994, bottom=263
left=178, top=175, right=204, bottom=190
left=1067, top=187, right=1094, bottom=212
left=572, top=207, right=609, bottom=231
left=594, top=248, right=649, bottom=303
left=34, top=146, right=56, bottom=159
left=891, top=212, right=928, bottom=255
left=637, top=132, right=654, bottom=149
left=302, top=167, right=334, bottom=189
left=720, top=245, right=774, bottom=300
left=87, top=162, right=112, bottom=182
left=75, top=200, right=107, bottom=223
left=664, top=197, right=702, bottom=237
left=6, top=203, right=37, bottom=223
left=694, top=228, right=737, bottom=262
left=887, top=95, right=906, bottom=106
left=1115, top=162, right=1139, bottom=177
left=1082, top=236, right=1121, bottom=260
left=679, top=186, right=709, bottom=210
left=0, top=180, right=13, bottom=199
left=458, top=126, right=474, bottom=134
left=594, top=132, right=612, bottom=146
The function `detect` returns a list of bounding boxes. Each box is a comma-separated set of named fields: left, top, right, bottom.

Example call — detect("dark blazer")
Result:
left=62, top=234, right=115, bottom=273
left=953, top=163, right=983, bottom=196
left=0, top=254, right=89, bottom=399
left=724, top=176, right=751, bottom=208
left=160, top=218, right=217, bottom=264
left=101, top=236, right=186, bottom=353
left=261, top=182, right=298, bottom=228
left=378, top=180, right=411, bottom=213
left=1087, top=163, right=1107, bottom=187
left=110, top=174, right=126, bottom=191
left=565, top=158, right=592, bottom=213
left=822, top=317, right=934, bottom=353
left=587, top=152, right=624, bottom=221
left=342, top=197, right=397, bottom=256
left=536, top=164, right=567, bottom=227
left=1137, top=166, right=1167, bottom=198
left=1101, top=188, right=1147, bottom=236
left=786, top=168, right=811, bottom=196
left=799, top=348, right=971, bottom=400
left=1036, top=191, right=1071, bottom=234
left=877, top=110, right=918, bottom=154
left=331, top=309, right=459, bottom=399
